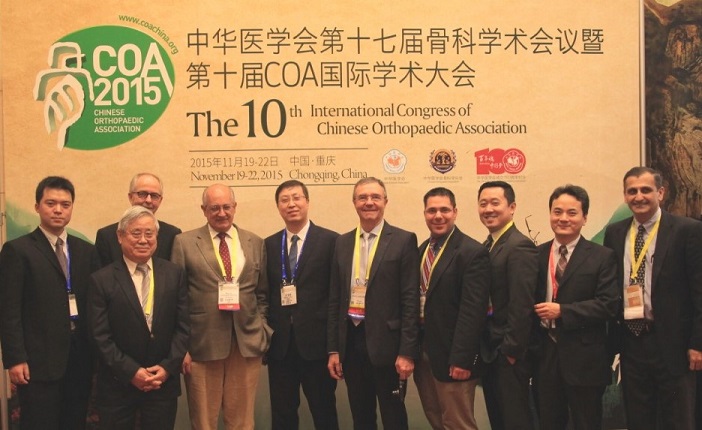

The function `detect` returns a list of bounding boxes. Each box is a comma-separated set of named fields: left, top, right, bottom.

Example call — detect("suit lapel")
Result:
left=195, top=225, right=223, bottom=280
left=295, top=223, right=318, bottom=279
left=651, top=212, right=672, bottom=289
left=31, top=228, right=65, bottom=280
left=490, top=224, right=514, bottom=259
left=367, top=224, right=392, bottom=287
left=151, top=259, right=166, bottom=326
left=558, top=237, right=590, bottom=288
left=426, top=230, right=460, bottom=298
left=114, top=261, right=150, bottom=331
left=238, top=227, right=254, bottom=280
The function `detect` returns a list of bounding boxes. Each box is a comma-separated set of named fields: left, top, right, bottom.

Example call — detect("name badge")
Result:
left=624, top=284, right=645, bottom=320
left=348, top=281, right=367, bottom=319
left=219, top=279, right=240, bottom=311
left=68, top=293, right=78, bottom=318
left=419, top=292, right=426, bottom=320
left=281, top=284, right=297, bottom=306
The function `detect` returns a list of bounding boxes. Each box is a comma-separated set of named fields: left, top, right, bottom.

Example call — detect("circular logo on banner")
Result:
left=503, top=148, right=526, bottom=174
left=429, top=149, right=456, bottom=174
left=383, top=149, right=408, bottom=174
left=33, top=25, right=175, bottom=150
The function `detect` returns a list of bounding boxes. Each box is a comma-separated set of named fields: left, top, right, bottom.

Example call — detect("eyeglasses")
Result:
left=205, top=204, right=235, bottom=214
left=525, top=215, right=540, bottom=245
left=127, top=229, right=156, bottom=240
left=279, top=194, right=307, bottom=205
left=130, top=191, right=162, bottom=201
left=354, top=194, right=384, bottom=202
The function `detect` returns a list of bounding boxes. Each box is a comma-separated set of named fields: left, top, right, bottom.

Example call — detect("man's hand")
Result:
left=8, top=362, right=30, bottom=385
left=131, top=368, right=157, bottom=392
left=327, top=353, right=344, bottom=380
left=688, top=349, right=702, bottom=371
left=395, top=356, right=414, bottom=380
left=181, top=352, right=192, bottom=375
left=449, top=365, right=471, bottom=380
left=145, top=365, right=168, bottom=389
left=534, top=302, right=561, bottom=320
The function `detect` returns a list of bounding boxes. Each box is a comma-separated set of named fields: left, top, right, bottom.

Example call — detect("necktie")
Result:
left=360, top=232, right=373, bottom=281
left=422, top=239, right=437, bottom=291
left=289, top=234, right=299, bottom=274
left=218, top=232, right=232, bottom=281
left=55, top=237, right=68, bottom=279
left=136, top=264, right=152, bottom=329
left=626, top=224, right=648, bottom=336
left=484, top=235, right=494, bottom=251
left=555, top=245, right=567, bottom=285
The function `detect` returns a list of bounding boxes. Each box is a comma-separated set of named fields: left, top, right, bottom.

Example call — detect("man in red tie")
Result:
left=533, top=184, right=619, bottom=430
left=171, top=183, right=272, bottom=429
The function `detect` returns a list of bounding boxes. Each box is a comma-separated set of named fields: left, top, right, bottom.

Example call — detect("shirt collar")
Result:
left=38, top=226, right=67, bottom=247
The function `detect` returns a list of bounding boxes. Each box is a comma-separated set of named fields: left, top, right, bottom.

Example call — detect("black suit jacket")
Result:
left=87, top=257, right=189, bottom=399
left=535, top=237, right=619, bottom=386
left=95, top=220, right=181, bottom=268
left=0, top=228, right=99, bottom=381
left=482, top=224, right=538, bottom=363
left=604, top=211, right=702, bottom=375
left=419, top=228, right=490, bottom=382
left=265, top=222, right=339, bottom=361
left=327, top=222, right=420, bottom=366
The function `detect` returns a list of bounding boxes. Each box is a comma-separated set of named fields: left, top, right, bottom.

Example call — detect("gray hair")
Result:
left=117, top=206, right=160, bottom=232
left=129, top=172, right=164, bottom=194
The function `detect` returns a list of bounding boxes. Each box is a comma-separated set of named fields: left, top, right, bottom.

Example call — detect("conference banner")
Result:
left=1, top=0, right=641, bottom=428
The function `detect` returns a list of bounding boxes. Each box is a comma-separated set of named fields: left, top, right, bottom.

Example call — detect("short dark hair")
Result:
left=478, top=181, right=515, bottom=204
left=423, top=187, right=456, bottom=207
left=549, top=184, right=590, bottom=215
left=275, top=180, right=309, bottom=203
left=35, top=176, right=75, bottom=203
left=623, top=166, right=663, bottom=189
left=353, top=177, right=387, bottom=199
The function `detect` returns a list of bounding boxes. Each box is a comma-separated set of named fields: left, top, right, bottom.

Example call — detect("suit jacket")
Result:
left=419, top=227, right=490, bottom=382
left=604, top=211, right=702, bottom=375
left=0, top=228, right=99, bottom=381
left=265, top=222, right=339, bottom=361
left=87, top=257, right=189, bottom=399
left=170, top=224, right=272, bottom=361
left=535, top=237, right=619, bottom=386
left=96, top=220, right=181, bottom=268
left=482, top=224, right=538, bottom=363
left=327, top=222, right=420, bottom=366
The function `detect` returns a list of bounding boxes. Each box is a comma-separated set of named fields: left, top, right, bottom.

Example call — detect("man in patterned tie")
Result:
left=413, top=187, right=490, bottom=430
left=0, top=176, right=99, bottom=430
left=533, top=184, right=619, bottom=430
left=87, top=205, right=189, bottom=429
left=604, top=167, right=702, bottom=430
left=171, top=183, right=272, bottom=429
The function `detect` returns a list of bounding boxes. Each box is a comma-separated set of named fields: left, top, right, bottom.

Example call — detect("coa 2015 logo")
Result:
left=33, top=25, right=175, bottom=150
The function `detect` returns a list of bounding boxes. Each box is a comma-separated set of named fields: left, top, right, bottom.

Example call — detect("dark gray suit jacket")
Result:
left=265, top=222, right=339, bottom=361
left=420, top=227, right=490, bottom=381
left=0, top=228, right=99, bottom=381
left=482, top=224, right=538, bottom=363
left=604, top=211, right=702, bottom=375
left=327, top=222, right=420, bottom=366
left=536, top=237, right=619, bottom=386
left=87, top=257, right=189, bottom=399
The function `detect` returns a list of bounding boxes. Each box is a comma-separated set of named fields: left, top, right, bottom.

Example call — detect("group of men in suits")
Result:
left=2, top=166, right=702, bottom=430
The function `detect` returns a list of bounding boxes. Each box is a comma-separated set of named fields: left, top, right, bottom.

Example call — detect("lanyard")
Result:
left=280, top=230, right=302, bottom=283
left=64, top=242, right=73, bottom=293
left=212, top=230, right=238, bottom=280
left=420, top=228, right=455, bottom=291
left=354, top=225, right=383, bottom=283
left=629, top=217, right=660, bottom=281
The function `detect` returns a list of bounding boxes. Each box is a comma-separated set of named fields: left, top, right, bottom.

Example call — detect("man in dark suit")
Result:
left=477, top=181, right=538, bottom=430
left=327, top=177, right=419, bottom=430
left=604, top=166, right=702, bottom=430
left=87, top=206, right=189, bottom=429
left=95, top=172, right=181, bottom=267
left=265, top=180, right=340, bottom=430
left=0, top=176, right=99, bottom=430
left=413, top=187, right=490, bottom=430
left=171, top=183, right=272, bottom=429
left=533, top=184, right=619, bottom=430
